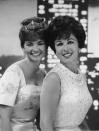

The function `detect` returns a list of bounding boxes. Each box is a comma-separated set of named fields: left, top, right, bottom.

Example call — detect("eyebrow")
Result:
left=55, top=40, right=62, bottom=43
left=55, top=37, right=76, bottom=42
left=38, top=40, right=44, bottom=42
left=67, top=37, right=77, bottom=41
left=26, top=40, right=44, bottom=43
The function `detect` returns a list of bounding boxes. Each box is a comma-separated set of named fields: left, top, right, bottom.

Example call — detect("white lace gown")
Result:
left=0, top=64, right=41, bottom=131
left=45, top=63, right=93, bottom=131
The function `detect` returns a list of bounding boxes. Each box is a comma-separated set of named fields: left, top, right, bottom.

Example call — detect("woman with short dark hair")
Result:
left=40, top=15, right=92, bottom=131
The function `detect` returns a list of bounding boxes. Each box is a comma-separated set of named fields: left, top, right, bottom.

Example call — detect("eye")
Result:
left=56, top=42, right=63, bottom=46
left=38, top=41, right=45, bottom=46
left=25, top=41, right=33, bottom=47
left=67, top=40, right=74, bottom=45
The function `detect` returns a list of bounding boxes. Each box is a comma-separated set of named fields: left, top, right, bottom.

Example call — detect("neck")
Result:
left=21, top=58, right=40, bottom=77
left=61, top=60, right=79, bottom=74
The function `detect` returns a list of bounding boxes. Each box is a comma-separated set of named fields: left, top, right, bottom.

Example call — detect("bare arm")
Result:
left=0, top=105, right=13, bottom=131
left=40, top=73, right=60, bottom=131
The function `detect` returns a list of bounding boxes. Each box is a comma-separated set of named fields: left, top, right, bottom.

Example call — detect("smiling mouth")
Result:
left=30, top=52, right=41, bottom=56
left=63, top=53, right=72, bottom=58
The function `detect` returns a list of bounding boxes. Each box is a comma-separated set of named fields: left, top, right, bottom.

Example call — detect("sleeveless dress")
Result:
left=46, top=63, right=93, bottom=131
left=0, top=63, right=41, bottom=131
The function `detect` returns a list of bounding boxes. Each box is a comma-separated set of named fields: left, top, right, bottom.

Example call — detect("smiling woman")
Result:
left=23, top=40, right=46, bottom=62
left=0, top=17, right=48, bottom=131
left=40, top=15, right=93, bottom=131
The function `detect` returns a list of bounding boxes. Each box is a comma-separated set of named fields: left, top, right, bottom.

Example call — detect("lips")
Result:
left=30, top=51, right=41, bottom=56
left=63, top=53, right=72, bottom=58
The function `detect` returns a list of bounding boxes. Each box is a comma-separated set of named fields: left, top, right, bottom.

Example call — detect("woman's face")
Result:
left=54, top=33, right=79, bottom=66
left=23, top=38, right=46, bottom=62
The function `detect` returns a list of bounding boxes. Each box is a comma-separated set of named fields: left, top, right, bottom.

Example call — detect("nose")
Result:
left=63, top=43, right=68, bottom=50
left=32, top=44, right=39, bottom=51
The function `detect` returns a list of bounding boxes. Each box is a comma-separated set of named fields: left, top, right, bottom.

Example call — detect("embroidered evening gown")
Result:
left=0, top=64, right=41, bottom=131
left=45, top=63, right=93, bottom=131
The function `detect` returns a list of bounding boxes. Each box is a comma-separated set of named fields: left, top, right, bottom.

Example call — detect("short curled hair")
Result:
left=45, top=15, right=86, bottom=52
left=19, top=17, right=48, bottom=48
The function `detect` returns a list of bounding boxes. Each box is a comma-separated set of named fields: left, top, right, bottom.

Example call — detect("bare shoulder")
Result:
left=46, top=72, right=60, bottom=81
left=43, top=72, right=61, bottom=90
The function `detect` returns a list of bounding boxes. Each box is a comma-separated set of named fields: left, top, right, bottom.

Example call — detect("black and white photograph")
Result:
left=0, top=0, right=99, bottom=131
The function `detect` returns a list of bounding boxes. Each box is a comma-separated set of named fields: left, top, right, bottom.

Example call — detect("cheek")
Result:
left=72, top=44, right=79, bottom=52
left=55, top=48, right=62, bottom=57
left=73, top=46, right=79, bottom=57
left=24, top=48, right=30, bottom=54
left=23, top=48, right=27, bottom=54
left=40, top=46, right=46, bottom=54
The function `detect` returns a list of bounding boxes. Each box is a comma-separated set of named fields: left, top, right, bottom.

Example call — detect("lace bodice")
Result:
left=47, top=63, right=92, bottom=130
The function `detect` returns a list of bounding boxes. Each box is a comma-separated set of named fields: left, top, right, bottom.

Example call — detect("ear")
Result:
left=79, top=48, right=81, bottom=53
left=22, top=47, right=26, bottom=57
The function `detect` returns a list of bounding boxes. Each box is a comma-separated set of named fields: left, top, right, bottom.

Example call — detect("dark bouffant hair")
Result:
left=45, top=15, right=86, bottom=52
left=19, top=17, right=48, bottom=48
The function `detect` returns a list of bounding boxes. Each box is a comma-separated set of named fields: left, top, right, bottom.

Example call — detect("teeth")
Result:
left=64, top=53, right=71, bottom=57
left=30, top=52, right=40, bottom=56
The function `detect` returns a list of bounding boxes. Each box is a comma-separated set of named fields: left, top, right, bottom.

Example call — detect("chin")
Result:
left=29, top=58, right=40, bottom=62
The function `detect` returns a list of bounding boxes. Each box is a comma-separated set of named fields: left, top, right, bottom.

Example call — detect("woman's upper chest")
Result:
left=16, top=68, right=43, bottom=104
left=22, top=67, right=45, bottom=86
left=60, top=72, right=92, bottom=107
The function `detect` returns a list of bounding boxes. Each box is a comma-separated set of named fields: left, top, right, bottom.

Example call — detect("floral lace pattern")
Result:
left=46, top=63, right=93, bottom=131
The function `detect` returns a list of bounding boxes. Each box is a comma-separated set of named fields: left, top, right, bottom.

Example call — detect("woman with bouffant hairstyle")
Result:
left=40, top=15, right=92, bottom=131
left=0, top=17, right=48, bottom=131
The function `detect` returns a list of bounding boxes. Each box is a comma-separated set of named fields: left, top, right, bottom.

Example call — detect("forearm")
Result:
left=1, top=116, right=12, bottom=131
left=41, top=126, right=53, bottom=131
left=40, top=120, right=54, bottom=131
